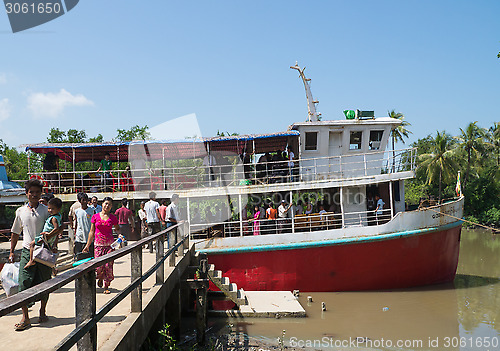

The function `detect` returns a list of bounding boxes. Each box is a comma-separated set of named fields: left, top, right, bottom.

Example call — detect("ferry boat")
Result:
left=19, top=65, right=463, bottom=292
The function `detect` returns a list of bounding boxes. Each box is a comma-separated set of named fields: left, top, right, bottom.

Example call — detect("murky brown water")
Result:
left=222, top=228, right=500, bottom=350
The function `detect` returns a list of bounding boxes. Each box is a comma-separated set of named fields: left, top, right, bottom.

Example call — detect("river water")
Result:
left=221, top=228, right=500, bottom=350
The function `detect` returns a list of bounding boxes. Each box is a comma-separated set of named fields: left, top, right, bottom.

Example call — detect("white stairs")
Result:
left=208, top=264, right=248, bottom=306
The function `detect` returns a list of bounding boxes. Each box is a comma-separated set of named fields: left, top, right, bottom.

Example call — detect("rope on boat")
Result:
left=425, top=207, right=500, bottom=233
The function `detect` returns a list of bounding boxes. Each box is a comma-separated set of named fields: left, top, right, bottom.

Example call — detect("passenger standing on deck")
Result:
left=144, top=192, right=161, bottom=253
left=165, top=194, right=180, bottom=248
left=251, top=205, right=261, bottom=235
left=115, top=198, right=135, bottom=242
left=375, top=194, right=385, bottom=225
left=97, top=152, right=113, bottom=191
left=74, top=192, right=94, bottom=260
left=83, top=197, right=121, bottom=294
left=9, top=179, right=62, bottom=331
left=159, top=200, right=168, bottom=230
left=138, top=201, right=147, bottom=239
left=278, top=200, right=292, bottom=233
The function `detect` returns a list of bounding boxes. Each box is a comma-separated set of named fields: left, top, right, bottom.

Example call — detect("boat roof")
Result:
left=23, top=131, right=299, bottom=163
left=290, top=117, right=402, bottom=128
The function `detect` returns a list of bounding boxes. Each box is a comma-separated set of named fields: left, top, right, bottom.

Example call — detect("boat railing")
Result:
left=27, top=147, right=416, bottom=195
left=189, top=208, right=393, bottom=239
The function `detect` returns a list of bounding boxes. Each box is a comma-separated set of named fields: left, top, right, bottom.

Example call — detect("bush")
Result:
left=480, top=207, right=500, bottom=227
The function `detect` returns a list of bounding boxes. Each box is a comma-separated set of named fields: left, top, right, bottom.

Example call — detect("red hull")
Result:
left=207, top=225, right=461, bottom=292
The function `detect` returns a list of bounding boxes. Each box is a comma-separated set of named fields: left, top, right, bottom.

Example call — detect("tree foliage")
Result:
left=0, top=139, right=29, bottom=181
left=115, top=125, right=150, bottom=141
left=408, top=122, right=500, bottom=227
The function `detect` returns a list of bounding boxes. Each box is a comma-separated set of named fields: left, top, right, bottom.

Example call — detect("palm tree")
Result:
left=455, top=121, right=485, bottom=187
left=388, top=110, right=412, bottom=171
left=419, top=131, right=457, bottom=202
left=487, top=122, right=500, bottom=166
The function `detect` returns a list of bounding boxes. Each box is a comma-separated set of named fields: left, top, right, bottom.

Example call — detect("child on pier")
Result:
left=24, top=197, right=63, bottom=268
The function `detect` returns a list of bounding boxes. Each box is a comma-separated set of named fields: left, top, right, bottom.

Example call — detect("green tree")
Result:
left=88, top=134, right=104, bottom=143
left=0, top=139, right=29, bottom=181
left=388, top=110, right=412, bottom=171
left=418, top=131, right=457, bottom=202
left=487, top=122, right=500, bottom=166
left=47, top=127, right=66, bottom=143
left=115, top=125, right=150, bottom=141
left=455, top=121, right=486, bottom=188
left=66, top=129, right=87, bottom=143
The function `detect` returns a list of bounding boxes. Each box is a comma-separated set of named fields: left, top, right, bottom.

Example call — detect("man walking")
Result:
left=9, top=179, right=62, bottom=331
left=144, top=191, right=161, bottom=252
left=165, top=194, right=180, bottom=248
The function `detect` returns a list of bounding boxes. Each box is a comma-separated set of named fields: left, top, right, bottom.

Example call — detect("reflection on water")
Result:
left=223, top=229, right=500, bottom=350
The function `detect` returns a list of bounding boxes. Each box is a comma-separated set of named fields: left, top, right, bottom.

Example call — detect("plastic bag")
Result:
left=1, top=262, right=20, bottom=297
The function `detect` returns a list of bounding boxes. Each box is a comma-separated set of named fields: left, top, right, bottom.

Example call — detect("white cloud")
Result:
left=27, top=88, right=94, bottom=118
left=0, top=98, right=11, bottom=122
left=0, top=73, right=6, bottom=84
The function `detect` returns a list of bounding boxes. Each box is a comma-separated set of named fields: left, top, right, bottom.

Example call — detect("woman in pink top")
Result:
left=83, top=197, right=120, bottom=294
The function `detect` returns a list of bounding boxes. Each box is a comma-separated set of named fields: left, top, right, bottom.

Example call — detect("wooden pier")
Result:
left=0, top=223, right=192, bottom=351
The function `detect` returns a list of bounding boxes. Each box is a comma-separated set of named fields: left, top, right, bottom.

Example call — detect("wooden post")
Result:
left=131, top=247, right=142, bottom=312
left=176, top=226, right=183, bottom=258
left=156, top=233, right=164, bottom=285
left=182, top=221, right=189, bottom=253
left=165, top=277, right=182, bottom=341
left=169, top=228, right=176, bottom=267
left=75, top=270, right=97, bottom=351
left=196, top=256, right=208, bottom=345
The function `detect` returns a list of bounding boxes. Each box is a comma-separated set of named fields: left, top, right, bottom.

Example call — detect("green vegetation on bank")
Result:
left=405, top=122, right=500, bottom=228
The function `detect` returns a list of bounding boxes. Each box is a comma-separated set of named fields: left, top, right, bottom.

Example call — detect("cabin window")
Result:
left=369, top=130, right=384, bottom=150
left=349, top=131, right=362, bottom=150
left=305, top=132, right=318, bottom=151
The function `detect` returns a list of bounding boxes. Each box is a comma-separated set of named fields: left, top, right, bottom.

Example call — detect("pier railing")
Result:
left=27, top=147, right=417, bottom=195
left=189, top=208, right=393, bottom=238
left=0, top=221, right=189, bottom=351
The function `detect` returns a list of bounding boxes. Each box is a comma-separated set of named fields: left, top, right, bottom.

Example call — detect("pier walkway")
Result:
left=0, top=223, right=191, bottom=351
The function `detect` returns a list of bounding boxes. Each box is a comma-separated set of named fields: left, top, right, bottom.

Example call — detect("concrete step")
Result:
left=237, top=288, right=248, bottom=305
left=221, top=276, right=230, bottom=287
left=208, top=264, right=215, bottom=273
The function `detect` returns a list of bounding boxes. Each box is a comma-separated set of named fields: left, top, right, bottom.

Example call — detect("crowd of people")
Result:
left=7, top=178, right=181, bottom=331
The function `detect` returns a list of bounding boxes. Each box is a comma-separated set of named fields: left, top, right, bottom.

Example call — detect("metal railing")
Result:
left=28, top=147, right=416, bottom=194
left=0, top=222, right=189, bottom=351
left=189, top=208, right=393, bottom=239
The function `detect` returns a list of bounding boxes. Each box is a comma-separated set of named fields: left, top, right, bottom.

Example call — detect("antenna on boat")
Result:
left=290, top=62, right=321, bottom=122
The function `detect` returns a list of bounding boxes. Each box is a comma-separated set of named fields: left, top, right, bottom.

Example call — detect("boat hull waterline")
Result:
left=202, top=222, right=462, bottom=292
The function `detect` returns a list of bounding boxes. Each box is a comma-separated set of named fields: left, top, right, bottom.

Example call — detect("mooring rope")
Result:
left=425, top=207, right=500, bottom=233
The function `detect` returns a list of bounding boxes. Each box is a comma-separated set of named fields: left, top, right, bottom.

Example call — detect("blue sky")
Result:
left=0, top=0, right=499, bottom=148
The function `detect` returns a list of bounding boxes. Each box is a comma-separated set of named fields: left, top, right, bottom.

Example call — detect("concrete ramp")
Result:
left=238, top=291, right=306, bottom=317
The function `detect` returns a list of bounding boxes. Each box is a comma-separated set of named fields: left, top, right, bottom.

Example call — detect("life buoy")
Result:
left=30, top=174, right=48, bottom=187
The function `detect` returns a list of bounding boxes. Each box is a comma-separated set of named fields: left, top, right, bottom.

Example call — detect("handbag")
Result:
left=33, top=236, right=59, bottom=268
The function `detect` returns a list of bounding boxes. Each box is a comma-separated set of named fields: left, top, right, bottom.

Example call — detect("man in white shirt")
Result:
left=9, top=179, right=61, bottom=331
left=74, top=192, right=94, bottom=260
left=88, top=196, right=102, bottom=213
left=278, top=200, right=292, bottom=234
left=375, top=194, right=386, bottom=225
left=144, top=191, right=160, bottom=252
left=165, top=194, right=180, bottom=248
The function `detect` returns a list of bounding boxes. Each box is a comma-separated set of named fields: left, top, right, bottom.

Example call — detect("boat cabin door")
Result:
left=328, top=131, right=342, bottom=176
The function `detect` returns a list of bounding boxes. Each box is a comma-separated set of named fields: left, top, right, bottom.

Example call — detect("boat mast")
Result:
left=290, top=62, right=321, bottom=122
